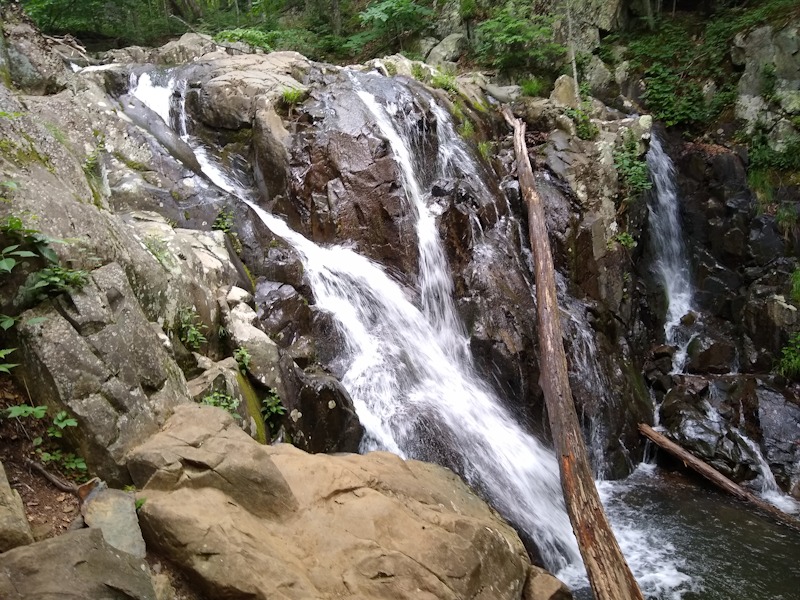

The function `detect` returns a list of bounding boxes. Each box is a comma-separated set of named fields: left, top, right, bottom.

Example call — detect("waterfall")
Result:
left=130, top=70, right=697, bottom=597
left=646, top=135, right=696, bottom=371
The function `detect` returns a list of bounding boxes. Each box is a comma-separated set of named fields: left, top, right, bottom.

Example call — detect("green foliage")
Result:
left=47, top=410, right=78, bottom=440
left=0, top=243, right=37, bottom=274
left=280, top=87, right=306, bottom=107
left=746, top=130, right=800, bottom=206
left=37, top=448, right=87, bottom=473
left=776, top=204, right=797, bottom=237
left=215, top=28, right=273, bottom=52
left=261, top=389, right=286, bottom=432
left=177, top=307, right=207, bottom=350
left=346, top=0, right=432, bottom=55
left=761, top=63, right=778, bottom=104
left=234, top=346, right=251, bottom=373
left=616, top=0, right=799, bottom=128
left=201, top=390, right=241, bottom=418
left=611, top=231, right=637, bottom=250
left=212, top=207, right=235, bottom=233
left=458, top=119, right=475, bottom=139
left=477, top=141, right=492, bottom=160
left=777, top=332, right=800, bottom=380
left=410, top=63, right=427, bottom=82
left=791, top=269, right=800, bottom=305
left=564, top=107, right=598, bottom=141
left=25, top=265, right=89, bottom=301
left=144, top=235, right=170, bottom=267
left=5, top=404, right=47, bottom=419
left=135, top=498, right=146, bottom=511
left=3, top=402, right=88, bottom=476
left=613, top=132, right=652, bottom=203
left=431, top=69, right=458, bottom=93
left=519, top=77, right=546, bottom=97
left=474, top=2, right=565, bottom=74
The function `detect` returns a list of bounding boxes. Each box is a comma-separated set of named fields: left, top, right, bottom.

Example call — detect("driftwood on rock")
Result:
left=639, top=423, right=800, bottom=533
left=501, top=106, right=644, bottom=600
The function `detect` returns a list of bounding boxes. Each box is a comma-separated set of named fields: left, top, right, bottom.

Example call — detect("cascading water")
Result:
left=129, top=69, right=704, bottom=597
left=646, top=135, right=696, bottom=372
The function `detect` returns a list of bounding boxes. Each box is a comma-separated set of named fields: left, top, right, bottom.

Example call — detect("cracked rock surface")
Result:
left=127, top=404, right=570, bottom=600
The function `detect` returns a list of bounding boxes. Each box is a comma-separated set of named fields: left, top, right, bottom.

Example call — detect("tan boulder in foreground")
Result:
left=127, top=404, right=571, bottom=600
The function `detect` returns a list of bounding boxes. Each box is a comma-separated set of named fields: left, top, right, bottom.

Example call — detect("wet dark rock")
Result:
left=748, top=215, right=784, bottom=266
left=283, top=369, right=364, bottom=453
left=757, top=384, right=800, bottom=490
left=255, top=280, right=315, bottom=366
left=686, top=329, right=738, bottom=375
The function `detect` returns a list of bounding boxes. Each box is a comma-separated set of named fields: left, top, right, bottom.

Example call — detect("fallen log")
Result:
left=502, top=106, right=644, bottom=600
left=639, top=423, right=800, bottom=532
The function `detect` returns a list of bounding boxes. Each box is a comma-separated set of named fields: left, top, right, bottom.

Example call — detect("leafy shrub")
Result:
left=280, top=87, right=306, bottom=106
left=475, top=2, right=564, bottom=73
left=778, top=332, right=800, bottom=380
left=458, top=119, right=475, bottom=139
left=25, top=265, right=88, bottom=301
left=215, top=28, right=274, bottom=52
left=202, top=390, right=241, bottom=418
left=791, top=269, right=800, bottom=304
left=565, top=107, right=598, bottom=141
left=613, top=132, right=652, bottom=203
left=261, top=389, right=286, bottom=432
left=611, top=232, right=637, bottom=250
left=176, top=307, right=207, bottom=350
left=234, top=346, right=251, bottom=373
left=345, top=0, right=432, bottom=54
left=519, top=77, right=546, bottom=97
left=431, top=70, right=458, bottom=93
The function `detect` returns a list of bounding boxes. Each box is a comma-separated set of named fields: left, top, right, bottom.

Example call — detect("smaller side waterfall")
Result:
left=646, top=135, right=696, bottom=371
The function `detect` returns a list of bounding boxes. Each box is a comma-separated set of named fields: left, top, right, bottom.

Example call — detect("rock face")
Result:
left=0, top=461, right=33, bottom=552
left=0, top=528, right=157, bottom=599
left=128, top=405, right=569, bottom=600
left=0, top=1, right=70, bottom=94
left=15, top=262, right=192, bottom=484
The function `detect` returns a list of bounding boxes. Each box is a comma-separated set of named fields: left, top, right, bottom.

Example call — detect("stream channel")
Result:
left=127, top=66, right=800, bottom=600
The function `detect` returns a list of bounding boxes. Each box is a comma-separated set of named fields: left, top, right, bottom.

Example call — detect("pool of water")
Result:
left=569, top=464, right=800, bottom=599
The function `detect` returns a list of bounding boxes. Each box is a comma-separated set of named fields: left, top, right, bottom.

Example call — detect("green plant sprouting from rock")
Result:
left=261, top=389, right=286, bottom=433
left=613, top=132, right=652, bottom=205
left=176, top=306, right=207, bottom=350
left=201, top=390, right=241, bottom=418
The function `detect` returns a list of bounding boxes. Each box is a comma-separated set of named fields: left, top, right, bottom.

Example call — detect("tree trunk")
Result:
left=502, top=106, right=644, bottom=600
left=565, top=1, right=580, bottom=103
left=639, top=423, right=800, bottom=532
left=331, top=0, right=342, bottom=37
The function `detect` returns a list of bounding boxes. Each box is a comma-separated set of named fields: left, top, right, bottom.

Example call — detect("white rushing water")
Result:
left=130, top=70, right=697, bottom=596
left=646, top=135, right=697, bottom=372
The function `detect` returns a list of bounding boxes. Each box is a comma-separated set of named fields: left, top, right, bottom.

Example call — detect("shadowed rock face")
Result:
left=129, top=404, right=571, bottom=600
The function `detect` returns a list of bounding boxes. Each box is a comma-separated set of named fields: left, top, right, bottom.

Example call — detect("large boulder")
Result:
left=128, top=404, right=570, bottom=600
left=0, top=528, right=157, bottom=599
left=0, top=1, right=70, bottom=94
left=427, top=33, right=469, bottom=66
left=184, top=52, right=311, bottom=130
left=15, top=263, right=192, bottom=484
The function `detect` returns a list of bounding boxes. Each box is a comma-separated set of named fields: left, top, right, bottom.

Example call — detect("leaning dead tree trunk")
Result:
left=639, top=423, right=800, bottom=532
left=502, top=106, right=644, bottom=600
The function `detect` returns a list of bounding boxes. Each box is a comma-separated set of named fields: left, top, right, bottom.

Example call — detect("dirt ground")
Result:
left=0, top=378, right=80, bottom=539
